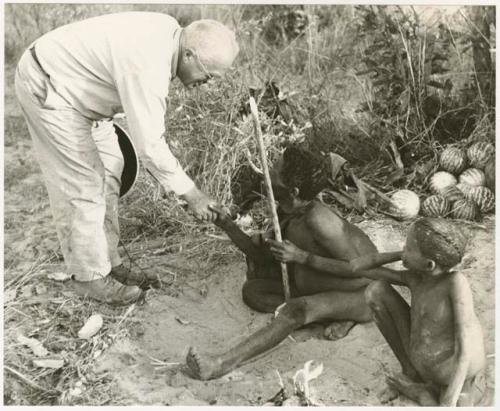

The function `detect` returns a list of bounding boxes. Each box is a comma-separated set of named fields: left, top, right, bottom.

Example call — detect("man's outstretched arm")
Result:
left=210, top=206, right=268, bottom=262
left=116, top=71, right=216, bottom=222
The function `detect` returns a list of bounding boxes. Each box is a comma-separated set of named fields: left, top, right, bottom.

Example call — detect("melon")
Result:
left=429, top=171, right=457, bottom=194
left=439, top=146, right=467, bottom=174
left=459, top=168, right=485, bottom=187
left=467, top=141, right=494, bottom=169
left=390, top=189, right=420, bottom=220
left=456, top=183, right=474, bottom=197
left=421, top=195, right=451, bottom=217
left=441, top=184, right=466, bottom=204
left=466, top=185, right=495, bottom=213
left=484, top=158, right=495, bottom=193
left=451, top=199, right=480, bottom=221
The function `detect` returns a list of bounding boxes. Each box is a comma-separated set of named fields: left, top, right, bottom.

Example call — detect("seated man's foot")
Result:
left=186, top=346, right=225, bottom=381
left=71, top=275, right=142, bottom=306
left=110, top=264, right=161, bottom=290
left=323, top=320, right=355, bottom=340
left=386, top=373, right=438, bottom=406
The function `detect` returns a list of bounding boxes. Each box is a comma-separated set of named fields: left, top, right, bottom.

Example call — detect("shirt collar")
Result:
left=171, top=27, right=182, bottom=80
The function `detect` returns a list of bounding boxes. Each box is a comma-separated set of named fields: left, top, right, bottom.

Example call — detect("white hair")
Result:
left=183, top=19, right=239, bottom=69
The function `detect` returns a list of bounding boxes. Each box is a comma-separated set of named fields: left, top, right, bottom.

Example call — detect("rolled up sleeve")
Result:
left=116, top=72, right=195, bottom=196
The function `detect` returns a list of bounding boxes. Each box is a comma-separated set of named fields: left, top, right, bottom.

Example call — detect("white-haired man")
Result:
left=15, top=12, right=239, bottom=305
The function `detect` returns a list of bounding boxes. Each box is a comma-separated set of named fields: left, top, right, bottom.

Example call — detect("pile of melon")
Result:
left=421, top=142, right=495, bottom=221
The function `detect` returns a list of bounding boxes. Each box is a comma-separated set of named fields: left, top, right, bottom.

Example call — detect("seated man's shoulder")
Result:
left=305, top=201, right=344, bottom=231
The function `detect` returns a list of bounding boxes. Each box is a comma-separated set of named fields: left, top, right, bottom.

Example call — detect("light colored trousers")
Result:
left=15, top=49, right=123, bottom=281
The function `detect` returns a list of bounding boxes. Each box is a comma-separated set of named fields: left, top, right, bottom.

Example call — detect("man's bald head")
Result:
left=182, top=19, right=239, bottom=73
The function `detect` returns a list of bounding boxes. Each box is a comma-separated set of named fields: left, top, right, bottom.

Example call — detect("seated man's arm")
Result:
left=210, top=206, right=269, bottom=262
left=267, top=208, right=407, bottom=285
left=308, top=211, right=408, bottom=285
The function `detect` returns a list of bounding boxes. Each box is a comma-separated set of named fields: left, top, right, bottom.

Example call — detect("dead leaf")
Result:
left=33, top=358, right=64, bottom=369
left=20, top=285, right=33, bottom=299
left=78, top=314, right=103, bottom=339
left=175, top=316, right=190, bottom=325
left=17, top=335, right=49, bottom=357
left=35, top=284, right=47, bottom=295
left=221, top=370, right=244, bottom=382
left=47, top=271, right=72, bottom=281
left=5, top=288, right=16, bottom=303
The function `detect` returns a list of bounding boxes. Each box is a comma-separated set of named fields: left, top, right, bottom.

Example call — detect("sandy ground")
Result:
left=3, top=139, right=495, bottom=404
left=91, top=218, right=495, bottom=406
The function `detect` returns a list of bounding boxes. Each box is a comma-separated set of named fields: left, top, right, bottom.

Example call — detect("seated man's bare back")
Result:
left=186, top=146, right=397, bottom=380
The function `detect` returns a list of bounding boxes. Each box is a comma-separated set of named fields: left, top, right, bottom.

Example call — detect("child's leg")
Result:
left=386, top=374, right=439, bottom=406
left=456, top=372, right=487, bottom=406
left=186, top=288, right=371, bottom=380
left=364, top=280, right=420, bottom=381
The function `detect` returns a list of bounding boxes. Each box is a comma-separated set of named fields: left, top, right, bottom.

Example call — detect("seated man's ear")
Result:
left=425, top=259, right=436, bottom=272
left=290, top=187, right=300, bottom=198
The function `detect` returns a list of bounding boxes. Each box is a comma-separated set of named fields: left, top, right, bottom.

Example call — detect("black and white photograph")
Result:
left=3, top=1, right=496, bottom=406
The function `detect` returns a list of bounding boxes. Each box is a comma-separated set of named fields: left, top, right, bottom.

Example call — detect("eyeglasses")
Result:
left=193, top=52, right=214, bottom=84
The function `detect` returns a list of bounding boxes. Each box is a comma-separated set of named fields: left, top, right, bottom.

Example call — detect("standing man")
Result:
left=15, top=12, right=239, bottom=305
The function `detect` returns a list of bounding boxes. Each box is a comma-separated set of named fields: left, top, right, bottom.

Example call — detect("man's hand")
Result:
left=180, top=186, right=217, bottom=223
left=266, top=239, right=309, bottom=264
left=208, top=204, right=233, bottom=229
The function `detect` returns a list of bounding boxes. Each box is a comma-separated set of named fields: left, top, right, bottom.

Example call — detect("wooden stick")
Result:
left=248, top=97, right=291, bottom=301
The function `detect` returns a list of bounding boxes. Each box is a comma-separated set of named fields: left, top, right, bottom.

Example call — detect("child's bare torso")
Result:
left=284, top=202, right=375, bottom=295
left=409, top=273, right=485, bottom=385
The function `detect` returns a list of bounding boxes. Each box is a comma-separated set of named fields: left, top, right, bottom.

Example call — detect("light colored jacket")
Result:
left=35, top=12, right=195, bottom=195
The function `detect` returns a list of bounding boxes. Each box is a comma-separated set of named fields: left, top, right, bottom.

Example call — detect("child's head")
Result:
left=403, top=217, right=468, bottom=274
left=270, top=146, right=329, bottom=212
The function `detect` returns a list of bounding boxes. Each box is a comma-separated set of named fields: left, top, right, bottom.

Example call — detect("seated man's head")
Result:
left=270, top=146, right=329, bottom=213
left=402, top=217, right=468, bottom=275
left=177, top=20, right=239, bottom=88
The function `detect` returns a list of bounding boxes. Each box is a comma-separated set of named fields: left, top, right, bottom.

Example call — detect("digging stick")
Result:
left=248, top=97, right=291, bottom=301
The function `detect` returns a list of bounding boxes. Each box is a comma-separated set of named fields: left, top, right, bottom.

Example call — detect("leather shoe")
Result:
left=71, top=275, right=142, bottom=306
left=110, top=264, right=161, bottom=290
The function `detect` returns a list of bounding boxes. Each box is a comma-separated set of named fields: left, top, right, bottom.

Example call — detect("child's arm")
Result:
left=209, top=205, right=265, bottom=262
left=440, top=274, right=474, bottom=406
left=266, top=240, right=407, bottom=286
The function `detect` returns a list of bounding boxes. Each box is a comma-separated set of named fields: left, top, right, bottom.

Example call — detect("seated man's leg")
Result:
left=242, top=279, right=287, bottom=313
left=243, top=233, right=286, bottom=312
left=456, top=372, right=487, bottom=406
left=186, top=287, right=371, bottom=380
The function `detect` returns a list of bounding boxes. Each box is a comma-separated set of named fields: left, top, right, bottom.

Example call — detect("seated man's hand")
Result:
left=266, top=239, right=309, bottom=264
left=208, top=204, right=233, bottom=229
left=181, top=186, right=217, bottom=223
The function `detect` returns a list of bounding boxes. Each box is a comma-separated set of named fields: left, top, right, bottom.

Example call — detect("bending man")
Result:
left=15, top=12, right=239, bottom=305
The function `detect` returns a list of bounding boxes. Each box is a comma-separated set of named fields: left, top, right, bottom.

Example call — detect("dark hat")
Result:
left=113, top=123, right=139, bottom=198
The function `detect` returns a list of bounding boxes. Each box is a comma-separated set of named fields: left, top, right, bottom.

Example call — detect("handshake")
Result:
left=180, top=186, right=234, bottom=225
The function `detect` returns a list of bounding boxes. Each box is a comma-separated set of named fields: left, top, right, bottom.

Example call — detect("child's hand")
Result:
left=266, top=239, right=309, bottom=264
left=208, top=205, right=233, bottom=229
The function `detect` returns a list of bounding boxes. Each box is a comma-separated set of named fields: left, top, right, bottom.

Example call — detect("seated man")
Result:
left=185, top=146, right=398, bottom=380
left=352, top=218, right=486, bottom=406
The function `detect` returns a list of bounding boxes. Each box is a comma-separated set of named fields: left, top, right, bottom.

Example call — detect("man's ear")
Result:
left=183, top=48, right=195, bottom=61
left=425, top=259, right=436, bottom=272
left=290, top=187, right=300, bottom=198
